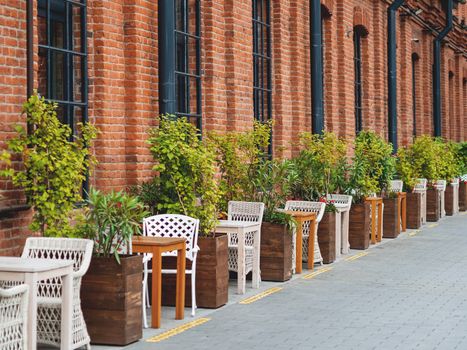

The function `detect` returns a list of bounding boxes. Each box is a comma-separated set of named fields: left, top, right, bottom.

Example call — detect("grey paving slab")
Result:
left=73, top=213, right=467, bottom=350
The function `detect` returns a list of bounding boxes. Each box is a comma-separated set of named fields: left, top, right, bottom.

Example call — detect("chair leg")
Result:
left=142, top=265, right=149, bottom=329
left=191, top=271, right=197, bottom=317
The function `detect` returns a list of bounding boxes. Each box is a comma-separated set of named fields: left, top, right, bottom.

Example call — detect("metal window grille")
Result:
left=253, top=0, right=272, bottom=124
left=37, top=0, right=88, bottom=134
left=175, top=0, right=202, bottom=131
left=353, top=28, right=363, bottom=134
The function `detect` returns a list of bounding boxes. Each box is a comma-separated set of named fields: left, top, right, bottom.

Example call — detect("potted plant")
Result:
left=145, top=116, right=227, bottom=309
left=291, top=132, right=347, bottom=263
left=396, top=146, right=422, bottom=229
left=345, top=131, right=392, bottom=249
left=78, top=189, right=148, bottom=346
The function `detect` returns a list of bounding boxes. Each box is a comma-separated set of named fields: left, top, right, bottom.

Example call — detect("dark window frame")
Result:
left=411, top=54, right=418, bottom=138
left=353, top=27, right=364, bottom=134
left=174, top=0, right=202, bottom=132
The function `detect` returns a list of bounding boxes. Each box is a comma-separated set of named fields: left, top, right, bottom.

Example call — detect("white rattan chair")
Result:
left=435, top=179, right=447, bottom=217
left=284, top=201, right=325, bottom=268
left=0, top=284, right=29, bottom=350
left=227, top=201, right=264, bottom=283
left=21, top=237, right=93, bottom=350
left=389, top=180, right=404, bottom=193
left=327, top=194, right=353, bottom=255
left=142, top=214, right=200, bottom=327
left=414, top=178, right=428, bottom=224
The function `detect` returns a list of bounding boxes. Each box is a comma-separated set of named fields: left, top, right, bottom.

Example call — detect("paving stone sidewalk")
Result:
left=98, top=213, right=467, bottom=350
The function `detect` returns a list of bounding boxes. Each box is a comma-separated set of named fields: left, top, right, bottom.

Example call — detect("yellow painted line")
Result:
left=146, top=318, right=211, bottom=343
left=345, top=252, right=369, bottom=261
left=302, top=267, right=333, bottom=280
left=409, top=230, right=420, bottom=237
left=239, top=287, right=283, bottom=304
left=428, top=223, right=439, bottom=228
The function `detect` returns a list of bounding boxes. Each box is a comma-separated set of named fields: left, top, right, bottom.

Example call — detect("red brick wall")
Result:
left=0, top=0, right=466, bottom=255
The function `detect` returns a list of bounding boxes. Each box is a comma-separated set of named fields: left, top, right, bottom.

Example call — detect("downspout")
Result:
left=433, top=0, right=453, bottom=137
left=387, top=0, right=404, bottom=153
left=158, top=0, right=176, bottom=115
left=311, top=0, right=324, bottom=134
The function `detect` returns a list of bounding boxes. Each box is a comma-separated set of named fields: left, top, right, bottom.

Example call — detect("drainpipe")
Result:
left=433, top=0, right=453, bottom=137
left=158, top=0, right=176, bottom=115
left=311, top=0, right=324, bottom=134
left=387, top=0, right=404, bottom=153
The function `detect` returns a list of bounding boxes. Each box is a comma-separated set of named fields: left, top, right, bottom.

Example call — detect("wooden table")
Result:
left=0, top=257, right=74, bottom=350
left=214, top=220, right=261, bottom=294
left=397, top=192, right=407, bottom=232
left=280, top=210, right=317, bottom=273
left=132, top=236, right=186, bottom=329
left=365, top=197, right=383, bottom=244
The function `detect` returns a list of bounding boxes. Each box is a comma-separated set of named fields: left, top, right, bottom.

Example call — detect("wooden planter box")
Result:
left=348, top=202, right=371, bottom=250
left=317, top=212, right=336, bottom=264
left=406, top=192, right=422, bottom=229
left=260, top=222, right=292, bottom=282
left=445, top=184, right=457, bottom=216
left=383, top=197, right=400, bottom=238
left=160, top=234, right=229, bottom=309
left=460, top=181, right=467, bottom=212
left=426, top=188, right=441, bottom=222
left=82, top=255, right=142, bottom=346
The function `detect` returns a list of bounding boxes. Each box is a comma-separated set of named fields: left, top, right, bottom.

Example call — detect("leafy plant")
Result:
left=148, top=115, right=220, bottom=236
left=457, top=142, right=467, bottom=175
left=345, top=131, right=395, bottom=203
left=395, top=146, right=419, bottom=192
left=410, top=135, right=440, bottom=182
left=207, top=121, right=271, bottom=211
left=128, top=178, right=161, bottom=215
left=292, top=131, right=347, bottom=200
left=77, top=188, right=148, bottom=263
left=0, top=93, right=98, bottom=237
left=436, top=139, right=461, bottom=182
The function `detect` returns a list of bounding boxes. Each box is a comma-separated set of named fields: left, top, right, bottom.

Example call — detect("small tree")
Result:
left=0, top=93, right=98, bottom=237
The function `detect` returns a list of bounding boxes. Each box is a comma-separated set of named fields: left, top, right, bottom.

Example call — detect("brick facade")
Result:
left=0, top=0, right=466, bottom=255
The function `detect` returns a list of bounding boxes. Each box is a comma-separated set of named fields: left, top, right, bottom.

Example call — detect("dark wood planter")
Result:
left=406, top=192, right=422, bottom=229
left=160, top=234, right=229, bottom=309
left=460, top=181, right=467, bottom=212
left=445, top=184, right=455, bottom=216
left=317, top=212, right=336, bottom=264
left=260, top=222, right=292, bottom=282
left=426, top=188, right=441, bottom=222
left=81, top=255, right=142, bottom=346
left=383, top=197, right=400, bottom=238
left=348, top=202, right=371, bottom=250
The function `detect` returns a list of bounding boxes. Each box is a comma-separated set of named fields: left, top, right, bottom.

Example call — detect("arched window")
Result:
left=412, top=53, right=419, bottom=138
left=253, top=0, right=272, bottom=124
left=353, top=26, right=366, bottom=134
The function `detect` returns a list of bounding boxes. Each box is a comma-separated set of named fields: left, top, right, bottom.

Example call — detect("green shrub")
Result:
left=436, top=139, right=462, bottom=181
left=410, top=135, right=440, bottom=181
left=395, top=146, right=419, bottom=192
left=147, top=116, right=220, bottom=236
left=0, top=93, right=98, bottom=237
left=457, top=142, right=467, bottom=175
left=346, top=131, right=395, bottom=202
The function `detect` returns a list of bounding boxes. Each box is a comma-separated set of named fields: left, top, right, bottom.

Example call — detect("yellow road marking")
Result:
left=428, top=223, right=438, bottom=228
left=239, top=287, right=283, bottom=304
left=345, top=252, right=369, bottom=261
left=302, top=267, right=333, bottom=280
left=146, top=318, right=211, bottom=343
left=409, top=230, right=420, bottom=237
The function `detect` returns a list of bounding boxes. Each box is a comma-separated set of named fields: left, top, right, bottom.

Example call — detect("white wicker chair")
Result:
left=142, top=214, right=200, bottom=327
left=327, top=194, right=353, bottom=255
left=227, top=201, right=265, bottom=281
left=284, top=201, right=325, bottom=268
left=21, top=237, right=93, bottom=350
left=414, top=178, right=428, bottom=224
left=435, top=179, right=447, bottom=217
left=0, top=284, right=29, bottom=350
left=389, top=180, right=404, bottom=193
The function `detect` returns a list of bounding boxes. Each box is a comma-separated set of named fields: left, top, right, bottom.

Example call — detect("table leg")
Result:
left=335, top=212, right=342, bottom=259
left=296, top=219, right=303, bottom=274
left=402, top=196, right=407, bottom=232
left=371, top=201, right=376, bottom=244
left=175, top=246, right=186, bottom=320
left=151, top=249, right=162, bottom=328
left=377, top=203, right=383, bottom=242
left=307, top=220, right=316, bottom=270
left=342, top=211, right=350, bottom=254
left=61, top=271, right=73, bottom=349
left=237, top=228, right=246, bottom=294
left=252, top=226, right=261, bottom=289
left=25, top=273, right=37, bottom=350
